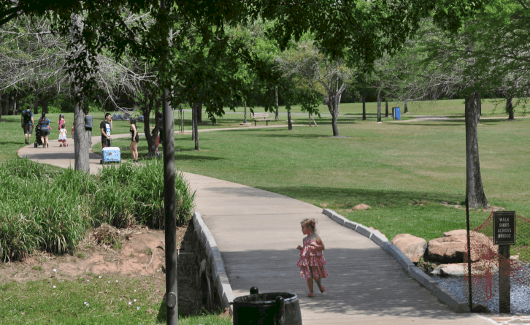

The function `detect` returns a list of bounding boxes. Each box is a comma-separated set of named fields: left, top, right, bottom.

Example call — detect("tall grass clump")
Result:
left=92, top=160, right=195, bottom=229
left=0, top=159, right=90, bottom=261
left=0, top=158, right=195, bottom=262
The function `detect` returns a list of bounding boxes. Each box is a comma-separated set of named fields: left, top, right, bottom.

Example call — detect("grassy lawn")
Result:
left=212, top=98, right=528, bottom=118
left=0, top=274, right=231, bottom=325
left=111, top=115, right=530, bottom=259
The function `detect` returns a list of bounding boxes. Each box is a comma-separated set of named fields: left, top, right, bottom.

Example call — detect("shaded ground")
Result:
left=0, top=220, right=203, bottom=316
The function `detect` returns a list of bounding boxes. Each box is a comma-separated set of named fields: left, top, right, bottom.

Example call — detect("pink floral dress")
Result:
left=297, top=236, right=328, bottom=279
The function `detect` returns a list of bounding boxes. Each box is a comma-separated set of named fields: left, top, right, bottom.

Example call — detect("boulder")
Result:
left=431, top=263, right=466, bottom=276
left=427, top=230, right=497, bottom=263
left=391, top=234, right=427, bottom=263
left=431, top=261, right=499, bottom=277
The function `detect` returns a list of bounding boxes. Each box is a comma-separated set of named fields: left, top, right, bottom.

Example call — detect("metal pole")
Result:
left=163, top=88, right=178, bottom=324
left=466, top=197, right=473, bottom=311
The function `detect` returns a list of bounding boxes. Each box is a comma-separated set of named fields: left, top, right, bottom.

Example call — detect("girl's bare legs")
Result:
left=130, top=142, right=138, bottom=160
left=306, top=278, right=314, bottom=294
left=311, top=266, right=324, bottom=292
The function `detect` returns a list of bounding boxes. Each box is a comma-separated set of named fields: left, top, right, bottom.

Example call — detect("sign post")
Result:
left=493, top=211, right=516, bottom=314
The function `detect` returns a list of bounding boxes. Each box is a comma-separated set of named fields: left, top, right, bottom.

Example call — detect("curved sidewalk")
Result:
left=18, top=135, right=492, bottom=325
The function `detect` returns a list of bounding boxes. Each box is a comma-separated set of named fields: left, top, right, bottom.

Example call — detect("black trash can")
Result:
left=231, top=287, right=302, bottom=325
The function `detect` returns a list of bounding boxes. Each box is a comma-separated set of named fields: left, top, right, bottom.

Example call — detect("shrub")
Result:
left=0, top=159, right=195, bottom=261
left=92, top=160, right=195, bottom=229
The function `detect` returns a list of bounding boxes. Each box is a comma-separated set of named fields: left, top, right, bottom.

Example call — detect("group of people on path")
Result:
left=99, top=113, right=139, bottom=163
left=20, top=108, right=74, bottom=148
left=21, top=109, right=140, bottom=162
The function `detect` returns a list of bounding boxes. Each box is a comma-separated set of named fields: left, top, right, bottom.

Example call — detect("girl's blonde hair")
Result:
left=301, top=218, right=317, bottom=232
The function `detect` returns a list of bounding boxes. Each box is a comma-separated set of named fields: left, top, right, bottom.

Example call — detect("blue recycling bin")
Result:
left=394, top=107, right=401, bottom=120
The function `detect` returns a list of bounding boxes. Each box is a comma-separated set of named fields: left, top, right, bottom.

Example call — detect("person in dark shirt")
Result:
left=39, top=112, right=51, bottom=148
left=85, top=112, right=93, bottom=148
left=21, top=107, right=34, bottom=144
left=100, top=113, right=113, bottom=148
left=129, top=118, right=139, bottom=163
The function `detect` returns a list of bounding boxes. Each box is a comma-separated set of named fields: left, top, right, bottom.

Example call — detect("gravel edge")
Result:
left=322, top=208, right=470, bottom=313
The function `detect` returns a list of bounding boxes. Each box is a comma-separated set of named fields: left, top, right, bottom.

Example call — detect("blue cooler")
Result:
left=101, top=147, right=121, bottom=164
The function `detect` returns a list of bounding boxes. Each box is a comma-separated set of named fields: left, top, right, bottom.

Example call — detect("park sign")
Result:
left=494, top=211, right=516, bottom=245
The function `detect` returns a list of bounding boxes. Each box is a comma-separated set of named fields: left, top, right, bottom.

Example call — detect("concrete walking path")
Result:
left=17, top=132, right=494, bottom=325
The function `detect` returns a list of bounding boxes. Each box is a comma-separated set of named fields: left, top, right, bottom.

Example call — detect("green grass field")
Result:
left=2, top=98, right=529, bottom=323
left=100, top=111, right=530, bottom=261
left=0, top=274, right=231, bottom=325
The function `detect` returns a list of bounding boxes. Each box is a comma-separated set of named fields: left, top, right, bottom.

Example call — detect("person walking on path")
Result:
left=21, top=107, right=34, bottom=144
left=58, top=124, right=68, bottom=147
left=38, top=112, right=51, bottom=148
left=100, top=113, right=113, bottom=148
left=85, top=111, right=93, bottom=148
left=297, top=218, right=327, bottom=297
left=129, top=118, right=139, bottom=163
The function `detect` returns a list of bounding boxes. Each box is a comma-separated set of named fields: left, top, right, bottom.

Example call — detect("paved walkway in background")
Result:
left=18, top=130, right=500, bottom=325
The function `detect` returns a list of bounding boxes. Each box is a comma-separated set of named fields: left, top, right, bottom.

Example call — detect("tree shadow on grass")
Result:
left=257, top=185, right=463, bottom=207
left=394, top=121, right=465, bottom=127
left=175, top=154, right=224, bottom=162
left=256, top=133, right=328, bottom=139
left=478, top=118, right=519, bottom=125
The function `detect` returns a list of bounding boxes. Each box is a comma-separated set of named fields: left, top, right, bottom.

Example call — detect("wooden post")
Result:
left=499, top=245, right=511, bottom=313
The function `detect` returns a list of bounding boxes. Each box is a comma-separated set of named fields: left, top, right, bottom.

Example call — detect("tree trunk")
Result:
left=326, top=78, right=346, bottom=137
left=362, top=93, right=366, bottom=120
left=143, top=95, right=158, bottom=156
left=33, top=92, right=39, bottom=115
left=192, top=102, right=199, bottom=150
left=274, top=86, right=279, bottom=120
left=377, top=91, right=382, bottom=122
left=4, top=93, right=11, bottom=116
left=385, top=99, right=389, bottom=117
left=197, top=100, right=202, bottom=124
left=465, top=91, right=488, bottom=209
left=404, top=100, right=408, bottom=114
left=74, top=101, right=90, bottom=173
left=8, top=96, right=15, bottom=116
left=0, top=93, right=4, bottom=122
left=327, top=93, right=341, bottom=137
left=506, top=96, right=514, bottom=120
left=244, top=101, right=247, bottom=123
left=191, top=103, right=195, bottom=141
left=287, top=108, right=292, bottom=130
left=328, top=98, right=340, bottom=137
left=180, top=107, right=184, bottom=132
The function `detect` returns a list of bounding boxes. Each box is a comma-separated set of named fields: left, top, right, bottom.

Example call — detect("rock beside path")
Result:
left=392, top=234, right=427, bottom=263
left=427, top=230, right=497, bottom=263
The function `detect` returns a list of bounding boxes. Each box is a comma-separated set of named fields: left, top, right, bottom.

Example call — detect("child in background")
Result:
left=297, top=218, right=328, bottom=297
left=58, top=124, right=68, bottom=147
left=71, top=123, right=75, bottom=140
left=57, top=114, right=66, bottom=131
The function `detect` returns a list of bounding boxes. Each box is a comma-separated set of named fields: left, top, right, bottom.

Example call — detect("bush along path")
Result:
left=0, top=157, right=194, bottom=262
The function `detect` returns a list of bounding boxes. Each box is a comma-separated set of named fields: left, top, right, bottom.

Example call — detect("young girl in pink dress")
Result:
left=297, top=218, right=328, bottom=297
